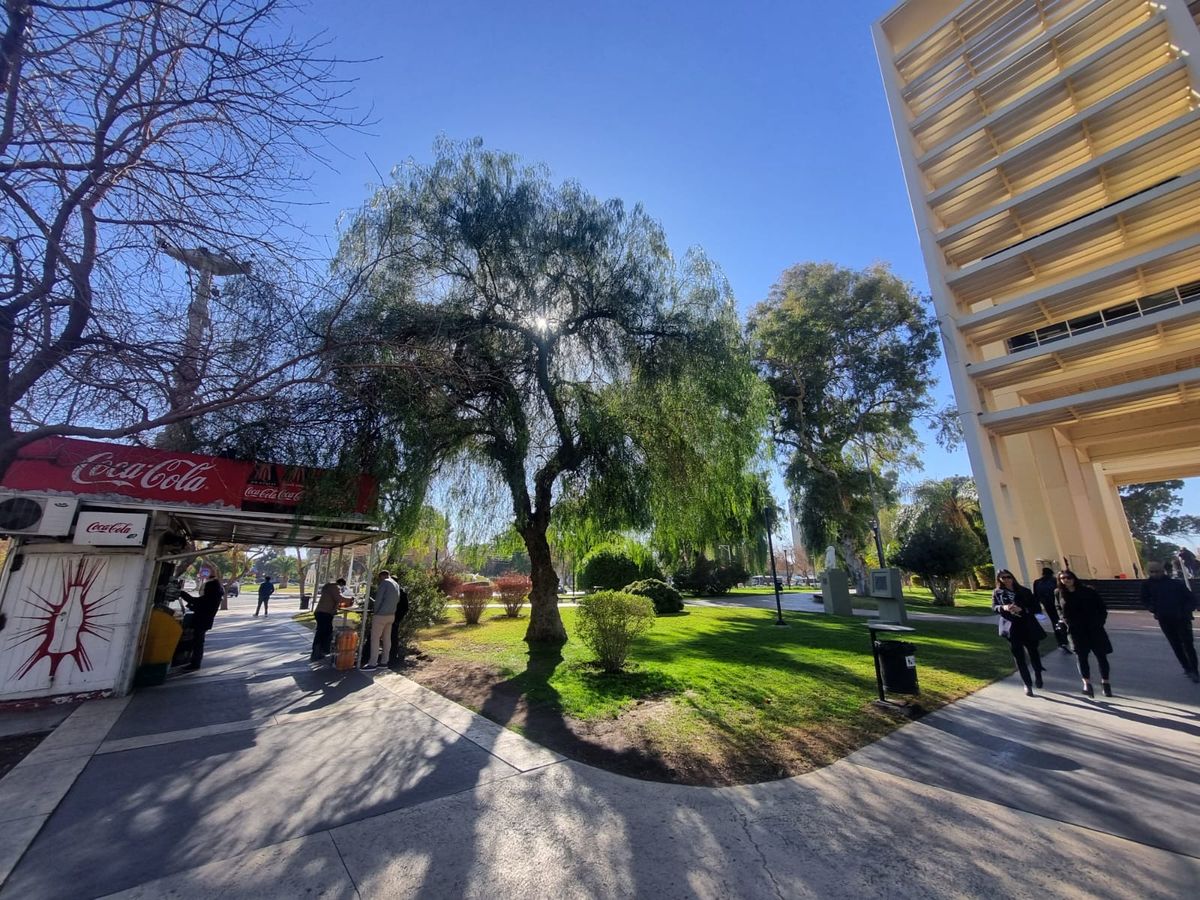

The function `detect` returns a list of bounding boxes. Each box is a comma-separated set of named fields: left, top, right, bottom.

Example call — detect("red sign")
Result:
left=1, top=437, right=376, bottom=516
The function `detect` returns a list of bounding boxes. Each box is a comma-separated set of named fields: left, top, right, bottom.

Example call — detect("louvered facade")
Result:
left=875, top=0, right=1200, bottom=580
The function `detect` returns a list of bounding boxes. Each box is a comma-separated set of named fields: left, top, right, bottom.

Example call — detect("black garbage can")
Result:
left=875, top=640, right=919, bottom=695
left=299, top=593, right=311, bottom=610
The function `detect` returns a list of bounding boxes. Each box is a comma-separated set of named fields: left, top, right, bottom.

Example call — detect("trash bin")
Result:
left=874, top=640, right=919, bottom=695
left=299, top=593, right=311, bottom=610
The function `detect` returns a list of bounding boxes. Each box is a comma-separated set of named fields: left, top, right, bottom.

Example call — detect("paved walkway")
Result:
left=0, top=598, right=1196, bottom=898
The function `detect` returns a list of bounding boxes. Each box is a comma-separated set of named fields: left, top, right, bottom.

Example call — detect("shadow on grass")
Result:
left=475, top=645, right=697, bottom=781
left=427, top=608, right=1014, bottom=785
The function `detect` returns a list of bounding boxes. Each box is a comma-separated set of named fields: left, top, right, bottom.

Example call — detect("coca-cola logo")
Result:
left=71, top=452, right=215, bottom=494
left=243, top=486, right=305, bottom=503
left=86, top=521, right=134, bottom=534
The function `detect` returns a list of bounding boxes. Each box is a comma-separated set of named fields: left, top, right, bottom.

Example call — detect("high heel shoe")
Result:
left=1101, top=683, right=1112, bottom=697
left=1024, top=685, right=1035, bottom=697
left=1082, top=682, right=1094, bottom=698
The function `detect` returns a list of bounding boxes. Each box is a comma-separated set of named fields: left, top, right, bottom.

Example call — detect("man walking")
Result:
left=255, top=576, right=275, bottom=616
left=311, top=577, right=351, bottom=661
left=1141, top=560, right=1199, bottom=682
left=1033, top=566, right=1071, bottom=652
left=363, top=570, right=401, bottom=671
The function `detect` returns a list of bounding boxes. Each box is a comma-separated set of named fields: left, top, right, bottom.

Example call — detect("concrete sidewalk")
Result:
left=0, top=599, right=1197, bottom=898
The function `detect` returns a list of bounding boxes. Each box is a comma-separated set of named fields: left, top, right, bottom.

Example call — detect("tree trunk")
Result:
left=521, top=522, right=567, bottom=644
left=293, top=548, right=307, bottom=606
left=839, top=536, right=867, bottom=594
left=929, top=576, right=957, bottom=607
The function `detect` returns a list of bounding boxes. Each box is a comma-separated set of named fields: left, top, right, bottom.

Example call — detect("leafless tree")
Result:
left=0, top=0, right=364, bottom=474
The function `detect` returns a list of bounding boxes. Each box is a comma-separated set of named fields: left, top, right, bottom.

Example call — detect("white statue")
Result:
left=824, top=545, right=837, bottom=570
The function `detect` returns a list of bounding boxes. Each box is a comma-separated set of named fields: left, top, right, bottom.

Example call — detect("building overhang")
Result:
left=979, top=365, right=1200, bottom=435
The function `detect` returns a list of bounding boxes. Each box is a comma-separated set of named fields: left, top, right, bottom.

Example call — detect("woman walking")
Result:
left=1055, top=570, right=1114, bottom=697
left=993, top=569, right=1046, bottom=696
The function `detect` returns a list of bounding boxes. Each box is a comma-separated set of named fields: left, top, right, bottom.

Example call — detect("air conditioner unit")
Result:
left=0, top=491, right=79, bottom=536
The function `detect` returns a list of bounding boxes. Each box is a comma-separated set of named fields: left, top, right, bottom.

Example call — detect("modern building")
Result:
left=874, top=0, right=1200, bottom=581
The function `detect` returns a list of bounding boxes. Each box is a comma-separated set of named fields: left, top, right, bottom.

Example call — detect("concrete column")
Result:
left=1094, top=468, right=1142, bottom=576
left=872, top=23, right=1020, bottom=577
left=1005, top=431, right=1065, bottom=571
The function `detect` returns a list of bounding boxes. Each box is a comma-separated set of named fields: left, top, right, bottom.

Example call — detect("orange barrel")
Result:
left=333, top=626, right=359, bottom=671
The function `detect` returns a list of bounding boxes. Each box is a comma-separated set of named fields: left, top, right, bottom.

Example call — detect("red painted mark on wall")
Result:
left=7, top=559, right=118, bottom=679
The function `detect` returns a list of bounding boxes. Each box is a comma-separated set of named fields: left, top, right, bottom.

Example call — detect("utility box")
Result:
left=821, top=568, right=853, bottom=617
left=869, top=567, right=909, bottom=625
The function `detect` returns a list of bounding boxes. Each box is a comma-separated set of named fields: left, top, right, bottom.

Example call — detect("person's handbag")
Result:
left=1035, top=612, right=1051, bottom=629
left=998, top=617, right=1012, bottom=638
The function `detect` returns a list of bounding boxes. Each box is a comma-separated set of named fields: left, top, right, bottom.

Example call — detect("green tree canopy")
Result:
left=748, top=262, right=939, bottom=586
left=890, top=478, right=986, bottom=606
left=1120, top=480, right=1200, bottom=566
left=331, top=140, right=764, bottom=643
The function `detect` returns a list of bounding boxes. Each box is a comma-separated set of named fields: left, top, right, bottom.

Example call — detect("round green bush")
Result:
left=575, top=590, right=656, bottom=673
left=623, top=578, right=683, bottom=614
left=579, top=545, right=660, bottom=591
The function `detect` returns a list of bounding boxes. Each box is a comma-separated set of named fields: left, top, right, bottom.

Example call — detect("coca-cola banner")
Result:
left=1, top=437, right=376, bottom=516
left=73, top=511, right=149, bottom=546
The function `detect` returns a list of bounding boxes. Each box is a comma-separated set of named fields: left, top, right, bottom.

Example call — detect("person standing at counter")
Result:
left=362, top=571, right=401, bottom=671
left=186, top=576, right=225, bottom=670
left=311, top=578, right=352, bottom=661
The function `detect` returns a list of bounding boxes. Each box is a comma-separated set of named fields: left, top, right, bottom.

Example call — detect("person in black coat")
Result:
left=186, top=576, right=225, bottom=670
left=1033, top=566, right=1071, bottom=653
left=992, top=568, right=1046, bottom=696
left=1140, top=560, right=1199, bottom=682
left=1055, top=570, right=1113, bottom=697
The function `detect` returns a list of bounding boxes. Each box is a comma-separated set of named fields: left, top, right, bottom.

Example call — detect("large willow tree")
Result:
left=332, top=140, right=765, bottom=643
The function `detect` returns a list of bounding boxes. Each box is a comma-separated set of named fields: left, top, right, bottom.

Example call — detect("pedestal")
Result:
left=821, top=569, right=853, bottom=617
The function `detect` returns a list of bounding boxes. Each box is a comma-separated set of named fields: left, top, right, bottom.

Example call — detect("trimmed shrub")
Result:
left=624, top=578, right=683, bottom=614
left=457, top=580, right=493, bottom=625
left=672, top=555, right=748, bottom=596
left=493, top=572, right=531, bottom=618
left=438, top=572, right=464, bottom=599
left=387, top=562, right=450, bottom=657
left=575, top=590, right=656, bottom=673
left=578, top=542, right=662, bottom=591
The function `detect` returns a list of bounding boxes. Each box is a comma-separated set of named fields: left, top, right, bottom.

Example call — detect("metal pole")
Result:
left=766, top=507, right=786, bottom=626
left=870, top=627, right=886, bottom=702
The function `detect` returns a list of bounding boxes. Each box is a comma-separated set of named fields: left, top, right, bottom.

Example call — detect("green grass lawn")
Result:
left=899, top=586, right=995, bottom=615
left=411, top=604, right=1013, bottom=783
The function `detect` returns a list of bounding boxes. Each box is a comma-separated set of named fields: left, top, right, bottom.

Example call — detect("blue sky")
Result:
left=280, top=1, right=1198, bottom=520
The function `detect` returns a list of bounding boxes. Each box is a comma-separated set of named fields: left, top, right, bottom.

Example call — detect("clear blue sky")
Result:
left=282, top=0, right=1199, bottom=522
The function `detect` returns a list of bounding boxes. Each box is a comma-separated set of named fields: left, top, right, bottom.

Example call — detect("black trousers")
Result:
left=1159, top=617, right=1198, bottom=673
left=1009, top=639, right=1043, bottom=687
left=255, top=597, right=270, bottom=615
left=312, top=612, right=334, bottom=659
left=190, top=627, right=209, bottom=668
left=1076, top=649, right=1110, bottom=681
